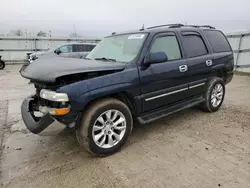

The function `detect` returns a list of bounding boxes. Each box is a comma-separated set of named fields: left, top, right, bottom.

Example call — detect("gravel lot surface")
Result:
left=0, top=65, right=250, bottom=188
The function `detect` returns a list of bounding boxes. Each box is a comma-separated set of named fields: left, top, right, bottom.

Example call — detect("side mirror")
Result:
left=145, top=51, right=168, bottom=64
left=55, top=49, right=61, bottom=55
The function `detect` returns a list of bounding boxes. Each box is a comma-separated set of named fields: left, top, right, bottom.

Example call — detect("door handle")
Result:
left=179, top=65, right=188, bottom=72
left=206, top=60, right=213, bottom=66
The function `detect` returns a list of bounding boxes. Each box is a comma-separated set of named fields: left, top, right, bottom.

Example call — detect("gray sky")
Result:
left=1, top=0, right=250, bottom=36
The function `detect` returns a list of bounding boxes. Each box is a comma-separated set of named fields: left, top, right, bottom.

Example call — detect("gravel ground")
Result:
left=0, top=65, right=250, bottom=188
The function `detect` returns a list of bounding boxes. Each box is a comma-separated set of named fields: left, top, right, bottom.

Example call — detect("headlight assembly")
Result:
left=40, top=89, right=69, bottom=102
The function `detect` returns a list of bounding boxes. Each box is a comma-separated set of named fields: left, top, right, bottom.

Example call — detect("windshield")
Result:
left=86, top=33, right=147, bottom=63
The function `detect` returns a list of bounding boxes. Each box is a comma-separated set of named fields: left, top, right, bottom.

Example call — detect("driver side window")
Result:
left=150, top=35, right=181, bottom=61
left=58, top=45, right=73, bottom=53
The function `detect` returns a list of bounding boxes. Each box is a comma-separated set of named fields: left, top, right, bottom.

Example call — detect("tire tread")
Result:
left=76, top=98, right=133, bottom=156
left=200, top=77, right=225, bottom=112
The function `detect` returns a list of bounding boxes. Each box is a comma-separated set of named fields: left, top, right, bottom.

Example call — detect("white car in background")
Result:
left=27, top=42, right=97, bottom=63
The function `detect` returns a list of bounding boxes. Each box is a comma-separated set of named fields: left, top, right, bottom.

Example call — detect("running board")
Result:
left=137, top=96, right=205, bottom=124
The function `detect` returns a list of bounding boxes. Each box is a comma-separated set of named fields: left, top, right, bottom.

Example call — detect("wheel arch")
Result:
left=212, top=68, right=227, bottom=83
left=81, top=91, right=138, bottom=118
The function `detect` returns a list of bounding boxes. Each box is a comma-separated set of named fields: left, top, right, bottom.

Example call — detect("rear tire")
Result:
left=200, top=77, right=225, bottom=112
left=76, top=98, right=133, bottom=156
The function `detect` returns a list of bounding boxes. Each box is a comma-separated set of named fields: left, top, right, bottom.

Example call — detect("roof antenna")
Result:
left=140, top=24, right=145, bottom=31
left=73, top=24, right=78, bottom=41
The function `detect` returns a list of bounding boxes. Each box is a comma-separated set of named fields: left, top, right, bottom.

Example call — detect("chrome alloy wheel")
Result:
left=92, top=109, right=126, bottom=149
left=211, top=83, right=224, bottom=107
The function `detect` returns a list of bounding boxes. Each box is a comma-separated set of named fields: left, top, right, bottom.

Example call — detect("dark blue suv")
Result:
left=20, top=24, right=234, bottom=156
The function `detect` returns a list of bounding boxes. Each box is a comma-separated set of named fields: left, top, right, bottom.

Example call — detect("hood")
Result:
left=30, top=51, right=47, bottom=57
left=20, top=57, right=126, bottom=83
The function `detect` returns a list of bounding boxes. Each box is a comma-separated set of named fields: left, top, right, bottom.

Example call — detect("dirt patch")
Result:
left=1, top=65, right=250, bottom=188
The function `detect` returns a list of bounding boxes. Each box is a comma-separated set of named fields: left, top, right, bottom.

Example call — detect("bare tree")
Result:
left=10, top=29, right=23, bottom=36
left=37, top=31, right=47, bottom=37
left=69, top=32, right=78, bottom=37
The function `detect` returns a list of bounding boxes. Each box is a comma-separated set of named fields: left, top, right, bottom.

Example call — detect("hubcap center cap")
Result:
left=104, top=122, right=113, bottom=132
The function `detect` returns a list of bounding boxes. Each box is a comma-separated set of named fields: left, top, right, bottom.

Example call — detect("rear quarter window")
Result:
left=204, top=30, right=231, bottom=53
left=88, top=45, right=95, bottom=51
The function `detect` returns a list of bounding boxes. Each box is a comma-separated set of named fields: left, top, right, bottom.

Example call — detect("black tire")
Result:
left=76, top=98, right=133, bottom=156
left=200, top=77, right=225, bottom=112
left=0, top=61, right=5, bottom=70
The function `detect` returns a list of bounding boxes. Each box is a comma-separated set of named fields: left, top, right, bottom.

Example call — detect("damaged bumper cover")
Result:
left=21, top=96, right=66, bottom=136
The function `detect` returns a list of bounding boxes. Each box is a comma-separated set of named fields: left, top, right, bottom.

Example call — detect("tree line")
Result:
left=0, top=29, right=79, bottom=37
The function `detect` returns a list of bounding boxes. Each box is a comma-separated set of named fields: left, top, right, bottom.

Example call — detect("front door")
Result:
left=57, top=44, right=74, bottom=58
left=139, top=32, right=189, bottom=112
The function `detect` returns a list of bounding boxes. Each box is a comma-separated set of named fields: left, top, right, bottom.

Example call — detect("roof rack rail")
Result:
left=184, top=25, right=215, bottom=29
left=146, top=24, right=215, bottom=30
left=199, top=25, right=215, bottom=29
left=147, top=24, right=184, bottom=30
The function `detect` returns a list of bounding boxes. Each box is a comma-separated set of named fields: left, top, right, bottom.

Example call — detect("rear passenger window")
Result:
left=73, top=44, right=95, bottom=52
left=182, top=33, right=208, bottom=58
left=150, top=35, right=181, bottom=60
left=78, top=45, right=86, bottom=52
left=204, top=30, right=231, bottom=53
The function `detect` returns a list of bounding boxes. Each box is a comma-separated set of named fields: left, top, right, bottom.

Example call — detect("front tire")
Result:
left=0, top=61, right=5, bottom=70
left=76, top=98, right=133, bottom=156
left=200, top=77, right=225, bottom=112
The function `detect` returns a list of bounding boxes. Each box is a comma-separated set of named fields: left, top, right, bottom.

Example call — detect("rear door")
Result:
left=72, top=44, right=82, bottom=58
left=178, top=31, right=213, bottom=97
left=77, top=44, right=96, bottom=58
left=203, top=30, right=234, bottom=79
left=139, top=32, right=189, bottom=112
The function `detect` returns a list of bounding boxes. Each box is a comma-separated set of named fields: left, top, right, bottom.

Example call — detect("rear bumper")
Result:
left=21, top=96, right=65, bottom=136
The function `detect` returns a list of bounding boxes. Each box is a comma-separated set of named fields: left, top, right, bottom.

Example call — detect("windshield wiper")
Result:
left=94, top=57, right=116, bottom=62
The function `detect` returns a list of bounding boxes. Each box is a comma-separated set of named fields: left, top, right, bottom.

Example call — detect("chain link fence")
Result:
left=0, top=36, right=102, bottom=63
left=0, top=32, right=249, bottom=72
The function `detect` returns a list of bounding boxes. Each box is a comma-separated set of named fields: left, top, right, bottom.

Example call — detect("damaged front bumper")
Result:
left=21, top=96, right=66, bottom=136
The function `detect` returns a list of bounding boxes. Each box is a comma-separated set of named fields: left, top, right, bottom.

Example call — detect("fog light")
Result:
left=39, top=106, right=49, bottom=114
